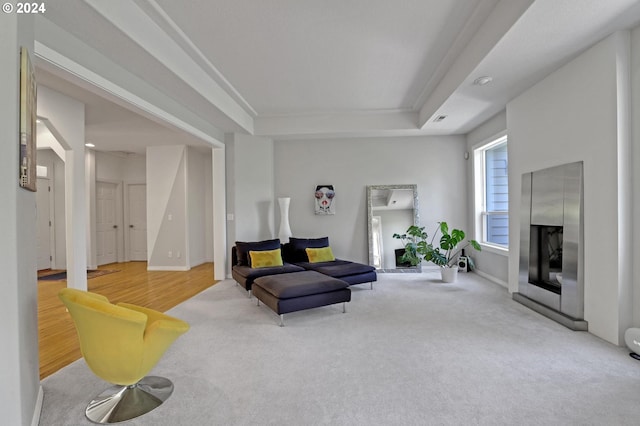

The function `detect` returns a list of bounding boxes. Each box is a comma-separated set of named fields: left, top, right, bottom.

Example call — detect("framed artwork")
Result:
left=314, top=184, right=335, bottom=215
left=19, top=46, right=37, bottom=192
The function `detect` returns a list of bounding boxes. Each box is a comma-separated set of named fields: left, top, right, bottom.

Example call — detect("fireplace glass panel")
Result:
left=529, top=225, right=563, bottom=294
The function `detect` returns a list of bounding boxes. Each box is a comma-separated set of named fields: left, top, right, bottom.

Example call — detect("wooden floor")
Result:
left=38, top=261, right=217, bottom=380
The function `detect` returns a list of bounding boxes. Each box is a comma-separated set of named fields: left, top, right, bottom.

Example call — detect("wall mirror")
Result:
left=366, top=184, right=420, bottom=273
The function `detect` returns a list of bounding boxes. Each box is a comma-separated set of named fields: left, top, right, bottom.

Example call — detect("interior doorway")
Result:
left=128, top=184, right=147, bottom=261
left=96, top=181, right=118, bottom=265
left=36, top=177, right=53, bottom=270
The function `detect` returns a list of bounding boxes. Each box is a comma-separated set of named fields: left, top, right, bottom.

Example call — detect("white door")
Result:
left=96, top=182, right=118, bottom=265
left=128, top=184, right=147, bottom=261
left=36, top=178, right=52, bottom=270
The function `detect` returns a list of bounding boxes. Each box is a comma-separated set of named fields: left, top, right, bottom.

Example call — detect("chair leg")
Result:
left=85, top=376, right=174, bottom=424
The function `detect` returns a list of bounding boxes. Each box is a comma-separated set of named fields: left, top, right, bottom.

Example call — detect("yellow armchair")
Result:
left=58, top=288, right=190, bottom=424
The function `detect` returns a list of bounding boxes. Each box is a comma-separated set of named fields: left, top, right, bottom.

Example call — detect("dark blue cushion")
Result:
left=232, top=263, right=305, bottom=280
left=287, top=237, right=329, bottom=262
left=296, top=259, right=375, bottom=277
left=235, top=239, right=281, bottom=266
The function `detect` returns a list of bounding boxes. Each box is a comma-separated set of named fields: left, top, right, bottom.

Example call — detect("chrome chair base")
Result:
left=85, top=376, right=174, bottom=424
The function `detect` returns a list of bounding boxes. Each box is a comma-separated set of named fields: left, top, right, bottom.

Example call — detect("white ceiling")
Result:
left=153, top=0, right=485, bottom=114
left=35, top=0, right=640, bottom=153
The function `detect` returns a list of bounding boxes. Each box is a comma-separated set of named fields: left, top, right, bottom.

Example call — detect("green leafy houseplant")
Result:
left=393, top=222, right=481, bottom=268
left=392, top=225, right=430, bottom=267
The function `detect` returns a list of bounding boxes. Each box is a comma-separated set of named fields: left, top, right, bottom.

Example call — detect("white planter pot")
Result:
left=440, top=266, right=458, bottom=283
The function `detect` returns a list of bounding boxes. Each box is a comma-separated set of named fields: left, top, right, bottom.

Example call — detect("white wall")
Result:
left=274, top=136, right=468, bottom=264
left=507, top=32, right=632, bottom=345
left=86, top=150, right=97, bottom=268
left=94, top=152, right=146, bottom=184
left=187, top=147, right=208, bottom=267
left=123, top=154, right=146, bottom=183
left=38, top=85, right=87, bottom=290
left=204, top=152, right=214, bottom=262
left=147, top=146, right=188, bottom=270
left=466, top=111, right=509, bottom=286
left=632, top=26, right=640, bottom=326
left=147, top=145, right=211, bottom=270
left=95, top=151, right=125, bottom=181
left=212, top=147, right=227, bottom=279
left=0, top=12, right=41, bottom=426
left=225, top=133, right=275, bottom=247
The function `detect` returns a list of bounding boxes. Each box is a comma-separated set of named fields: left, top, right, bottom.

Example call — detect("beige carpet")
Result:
left=39, top=271, right=640, bottom=425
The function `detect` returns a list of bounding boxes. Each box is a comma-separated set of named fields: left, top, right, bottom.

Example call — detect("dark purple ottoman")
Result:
left=252, top=271, right=351, bottom=326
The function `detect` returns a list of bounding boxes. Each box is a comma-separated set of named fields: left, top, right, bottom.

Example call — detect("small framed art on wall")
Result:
left=314, top=185, right=335, bottom=215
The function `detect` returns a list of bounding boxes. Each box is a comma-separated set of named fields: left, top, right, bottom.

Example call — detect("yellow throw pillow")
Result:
left=306, top=246, right=335, bottom=263
left=249, top=248, right=283, bottom=268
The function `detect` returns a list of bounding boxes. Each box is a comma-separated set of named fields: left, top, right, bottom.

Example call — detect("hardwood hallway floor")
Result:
left=38, top=261, right=217, bottom=379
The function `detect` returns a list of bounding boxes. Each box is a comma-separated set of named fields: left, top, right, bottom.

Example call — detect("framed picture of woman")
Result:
left=314, top=185, right=335, bottom=215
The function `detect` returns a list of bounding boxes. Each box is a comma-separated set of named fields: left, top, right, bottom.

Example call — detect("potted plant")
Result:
left=393, top=222, right=481, bottom=282
left=392, top=225, right=431, bottom=267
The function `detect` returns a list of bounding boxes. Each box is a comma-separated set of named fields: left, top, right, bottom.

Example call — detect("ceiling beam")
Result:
left=35, top=40, right=225, bottom=149
left=254, top=109, right=421, bottom=140
left=418, top=0, right=535, bottom=129
left=84, top=0, right=255, bottom=134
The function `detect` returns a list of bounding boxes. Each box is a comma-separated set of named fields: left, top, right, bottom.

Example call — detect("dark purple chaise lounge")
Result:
left=230, top=237, right=376, bottom=325
left=282, top=237, right=377, bottom=289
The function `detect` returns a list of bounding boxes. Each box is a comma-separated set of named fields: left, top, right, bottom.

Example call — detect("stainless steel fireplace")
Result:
left=514, top=162, right=587, bottom=330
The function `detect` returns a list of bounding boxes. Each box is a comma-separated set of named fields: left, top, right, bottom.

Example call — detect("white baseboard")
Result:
left=146, top=266, right=191, bottom=271
left=474, top=269, right=508, bottom=289
left=420, top=264, right=441, bottom=272
left=31, top=385, right=43, bottom=426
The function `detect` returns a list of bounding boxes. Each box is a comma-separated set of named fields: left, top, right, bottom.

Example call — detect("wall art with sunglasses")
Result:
left=314, top=185, right=335, bottom=215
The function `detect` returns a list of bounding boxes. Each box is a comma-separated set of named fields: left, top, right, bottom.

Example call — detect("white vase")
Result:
left=440, top=265, right=458, bottom=283
left=277, top=197, right=293, bottom=243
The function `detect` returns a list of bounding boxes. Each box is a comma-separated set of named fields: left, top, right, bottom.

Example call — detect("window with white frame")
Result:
left=474, top=134, right=508, bottom=249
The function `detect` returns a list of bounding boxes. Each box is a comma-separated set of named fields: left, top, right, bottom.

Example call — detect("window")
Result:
left=474, top=134, right=508, bottom=249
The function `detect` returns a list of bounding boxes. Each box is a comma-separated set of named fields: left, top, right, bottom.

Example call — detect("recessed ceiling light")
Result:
left=85, top=142, right=95, bottom=148
left=36, top=119, right=41, bottom=124
left=473, top=76, right=493, bottom=86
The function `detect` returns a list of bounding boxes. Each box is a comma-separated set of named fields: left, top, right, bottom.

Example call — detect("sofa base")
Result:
left=339, top=271, right=377, bottom=288
left=255, top=290, right=350, bottom=326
